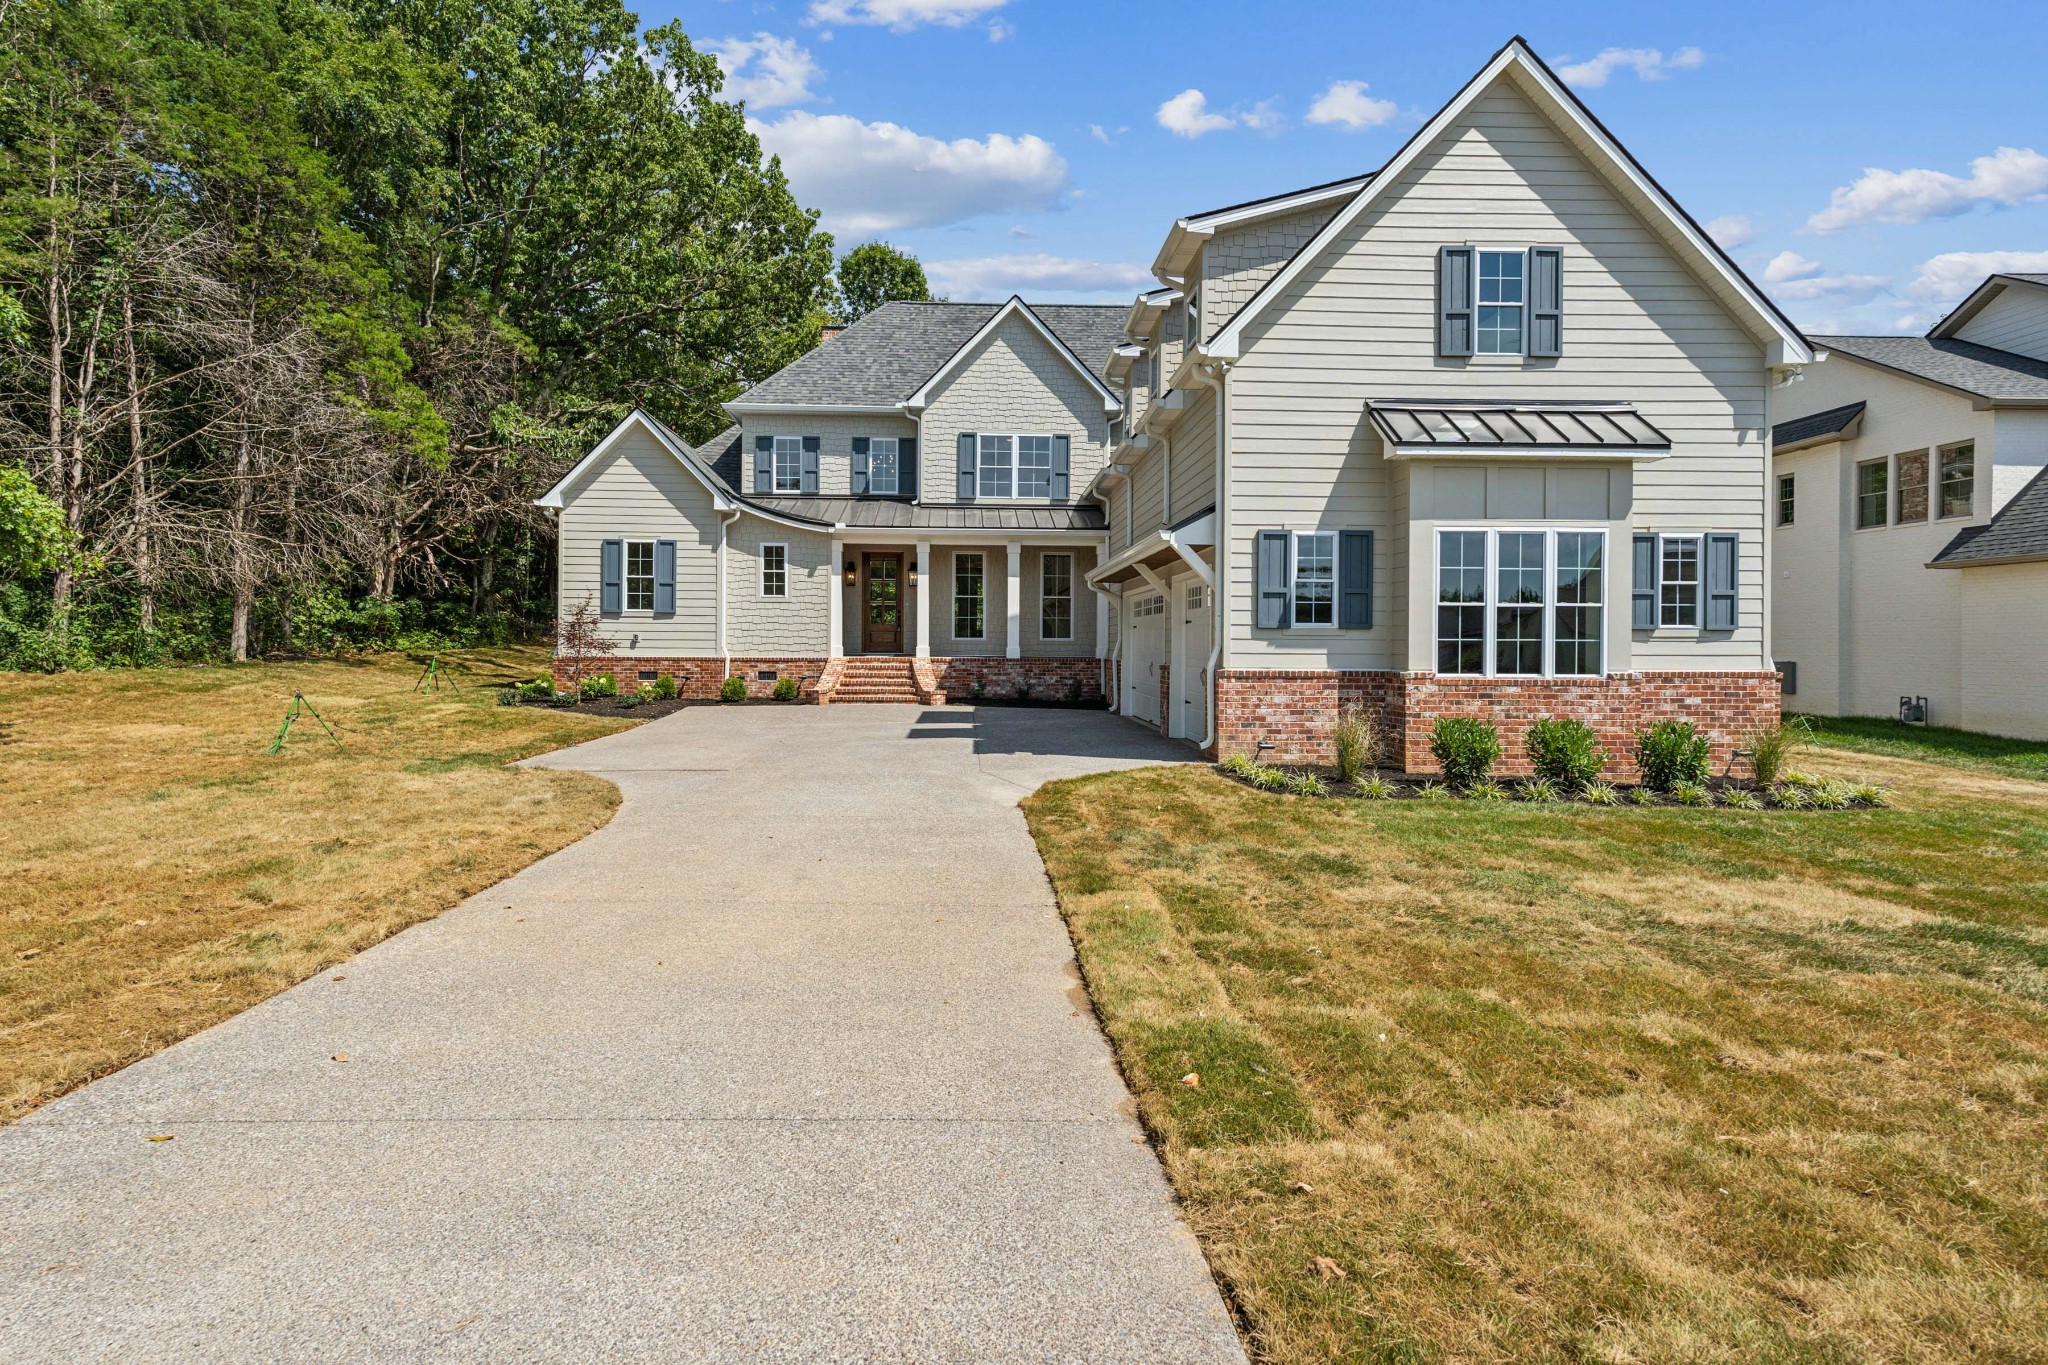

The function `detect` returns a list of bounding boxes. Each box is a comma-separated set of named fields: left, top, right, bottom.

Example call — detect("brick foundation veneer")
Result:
left=1216, top=669, right=1782, bottom=779
left=552, top=656, right=828, bottom=700
left=914, top=656, right=1106, bottom=704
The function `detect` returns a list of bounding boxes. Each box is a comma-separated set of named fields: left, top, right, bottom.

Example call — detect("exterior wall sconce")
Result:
left=843, top=559, right=856, bottom=586
left=908, top=556, right=918, bottom=584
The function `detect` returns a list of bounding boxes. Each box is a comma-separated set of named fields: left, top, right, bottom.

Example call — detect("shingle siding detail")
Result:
left=920, top=313, right=1111, bottom=509
left=725, top=516, right=833, bottom=654
left=1200, top=202, right=1346, bottom=337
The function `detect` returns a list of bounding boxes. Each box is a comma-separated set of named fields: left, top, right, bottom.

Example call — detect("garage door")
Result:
left=1124, top=591, right=1165, bottom=725
left=1173, top=580, right=1210, bottom=741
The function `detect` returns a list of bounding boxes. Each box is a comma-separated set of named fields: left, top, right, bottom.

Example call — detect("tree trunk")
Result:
left=230, top=416, right=254, bottom=661
left=122, top=289, right=152, bottom=635
left=45, top=128, right=69, bottom=620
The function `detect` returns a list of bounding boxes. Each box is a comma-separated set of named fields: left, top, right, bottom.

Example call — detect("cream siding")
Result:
left=919, top=314, right=1111, bottom=503
left=1170, top=387, right=1219, bottom=518
left=1956, top=562, right=2048, bottom=739
left=555, top=424, right=721, bottom=656
left=1951, top=285, right=2048, bottom=363
left=1131, top=440, right=1167, bottom=537
left=734, top=413, right=919, bottom=499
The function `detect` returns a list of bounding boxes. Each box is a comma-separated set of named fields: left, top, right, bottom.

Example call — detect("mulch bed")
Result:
left=508, top=696, right=806, bottom=719
left=1217, top=761, right=1880, bottom=809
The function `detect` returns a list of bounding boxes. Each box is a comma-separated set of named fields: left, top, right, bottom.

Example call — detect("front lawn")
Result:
left=0, top=648, right=633, bottom=1122
left=1795, top=713, right=2048, bottom=782
left=1025, top=748, right=2048, bottom=1363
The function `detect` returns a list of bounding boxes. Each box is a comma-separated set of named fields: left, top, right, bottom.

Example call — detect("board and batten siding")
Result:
left=725, top=514, right=832, bottom=654
left=733, top=413, right=919, bottom=499
left=919, top=313, right=1110, bottom=503
left=1223, top=81, right=1771, bottom=673
left=1952, top=285, right=2048, bottom=364
left=555, top=423, right=720, bottom=656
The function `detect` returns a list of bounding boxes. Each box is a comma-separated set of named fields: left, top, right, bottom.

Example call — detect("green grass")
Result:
left=1025, top=747, right=2048, bottom=1365
left=1793, top=713, right=2048, bottom=781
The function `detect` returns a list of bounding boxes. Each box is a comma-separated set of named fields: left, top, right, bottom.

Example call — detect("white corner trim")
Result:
left=902, top=295, right=1123, bottom=414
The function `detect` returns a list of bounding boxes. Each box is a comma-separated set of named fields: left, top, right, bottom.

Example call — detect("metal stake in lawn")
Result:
left=413, top=653, right=445, bottom=693
left=269, top=691, right=342, bottom=755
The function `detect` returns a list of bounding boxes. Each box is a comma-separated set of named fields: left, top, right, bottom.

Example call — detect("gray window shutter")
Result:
left=800, top=436, right=820, bottom=494
left=1256, top=530, right=1290, bottom=629
left=1527, top=246, right=1563, bottom=358
left=1051, top=434, right=1071, bottom=500
left=1706, top=532, right=1739, bottom=630
left=600, top=539, right=624, bottom=614
left=899, top=438, right=917, bottom=499
left=956, top=433, right=977, bottom=501
left=1437, top=246, right=1474, bottom=358
left=753, top=435, right=772, bottom=494
left=850, top=437, right=870, bottom=495
left=653, top=539, right=676, bottom=613
left=1339, top=530, right=1373, bottom=629
left=1631, top=533, right=1657, bottom=629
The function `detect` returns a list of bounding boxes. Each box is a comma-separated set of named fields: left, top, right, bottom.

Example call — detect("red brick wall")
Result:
left=918, top=656, right=1104, bottom=704
left=551, top=656, right=827, bottom=700
left=1216, top=669, right=1782, bottom=779
left=1157, top=664, right=1172, bottom=736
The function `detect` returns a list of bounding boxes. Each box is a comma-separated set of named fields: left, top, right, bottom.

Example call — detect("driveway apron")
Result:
left=0, top=704, right=1246, bottom=1364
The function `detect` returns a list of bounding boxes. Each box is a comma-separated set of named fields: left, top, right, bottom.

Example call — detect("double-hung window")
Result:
left=1436, top=529, right=1606, bottom=677
left=953, top=552, right=985, bottom=639
left=1778, top=473, right=1796, bottom=526
left=1040, top=553, right=1073, bottom=640
left=1017, top=436, right=1053, bottom=498
left=1855, top=459, right=1889, bottom=529
left=624, top=540, right=655, bottom=611
left=867, top=437, right=899, bottom=496
left=1659, top=535, right=1700, bottom=626
left=772, top=435, right=803, bottom=493
left=760, top=543, right=787, bottom=598
left=1292, top=533, right=1335, bottom=626
left=977, top=436, right=1014, bottom=498
left=1939, top=442, right=1974, bottom=518
left=1476, top=250, right=1525, bottom=355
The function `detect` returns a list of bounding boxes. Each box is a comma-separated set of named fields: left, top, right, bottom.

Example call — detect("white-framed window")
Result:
left=953, top=552, right=985, bottom=639
left=1659, top=534, right=1700, bottom=627
left=772, top=435, right=803, bottom=493
left=1855, top=458, right=1888, bottom=529
left=1186, top=584, right=1206, bottom=612
left=1130, top=593, right=1165, bottom=619
left=625, top=539, right=655, bottom=612
left=1040, top=553, right=1072, bottom=640
left=1778, top=473, right=1796, bottom=527
left=977, top=435, right=1014, bottom=498
left=1476, top=249, right=1526, bottom=355
left=868, top=437, right=899, bottom=496
left=1293, top=532, right=1335, bottom=626
left=1435, top=528, right=1607, bottom=677
left=1017, top=436, right=1053, bottom=498
left=1939, top=442, right=1974, bottom=519
left=760, top=542, right=787, bottom=598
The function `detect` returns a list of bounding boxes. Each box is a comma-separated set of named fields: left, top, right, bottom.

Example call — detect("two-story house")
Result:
left=541, top=37, right=1812, bottom=774
left=1770, top=272, right=2048, bottom=739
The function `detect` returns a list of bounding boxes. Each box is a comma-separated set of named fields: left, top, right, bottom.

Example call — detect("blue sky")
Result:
left=651, top=0, right=2048, bottom=335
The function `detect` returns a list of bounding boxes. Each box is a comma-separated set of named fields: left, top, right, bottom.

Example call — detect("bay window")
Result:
left=1435, top=528, right=1606, bottom=677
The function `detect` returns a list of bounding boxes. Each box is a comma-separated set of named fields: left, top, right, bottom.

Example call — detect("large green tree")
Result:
left=835, top=241, right=931, bottom=323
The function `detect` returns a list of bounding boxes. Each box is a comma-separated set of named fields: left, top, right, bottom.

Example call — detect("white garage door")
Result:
left=1173, top=580, right=1211, bottom=741
left=1124, top=591, right=1165, bottom=725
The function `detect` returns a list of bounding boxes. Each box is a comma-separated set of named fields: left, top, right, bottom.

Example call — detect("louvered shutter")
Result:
left=1437, top=246, right=1475, bottom=357
left=1705, top=532, right=1739, bottom=630
left=753, top=436, right=772, bottom=494
left=1339, top=530, right=1373, bottom=629
left=653, top=540, right=676, bottom=613
left=956, top=433, right=977, bottom=500
left=800, top=436, right=820, bottom=495
left=1051, top=434, right=1071, bottom=500
left=1528, top=247, right=1563, bottom=358
left=600, top=539, right=624, bottom=614
left=899, top=438, right=918, bottom=499
left=1631, top=533, right=1657, bottom=629
left=851, top=437, right=870, bottom=496
left=1256, top=530, right=1290, bottom=629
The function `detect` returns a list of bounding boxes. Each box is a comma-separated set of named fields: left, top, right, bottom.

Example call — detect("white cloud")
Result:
left=1759, top=250, right=1886, bottom=302
left=1240, top=99, right=1284, bottom=132
left=924, top=253, right=1153, bottom=299
left=1806, top=146, right=2048, bottom=234
left=807, top=0, right=1009, bottom=31
left=986, top=18, right=1014, bottom=40
left=751, top=111, right=1067, bottom=236
left=704, top=33, right=822, bottom=110
left=1704, top=214, right=1755, bottom=248
left=1554, top=46, right=1705, bottom=89
left=1905, top=249, right=2048, bottom=301
left=1088, top=123, right=1127, bottom=145
left=1156, top=89, right=1236, bottom=138
left=1306, top=80, right=1397, bottom=131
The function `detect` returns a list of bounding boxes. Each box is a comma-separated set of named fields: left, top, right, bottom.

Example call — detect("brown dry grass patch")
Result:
left=0, top=648, right=633, bottom=1121
left=1026, top=750, right=2048, bottom=1363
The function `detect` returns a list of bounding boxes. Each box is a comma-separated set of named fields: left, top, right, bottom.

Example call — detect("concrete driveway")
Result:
left=0, top=704, right=1245, bottom=1363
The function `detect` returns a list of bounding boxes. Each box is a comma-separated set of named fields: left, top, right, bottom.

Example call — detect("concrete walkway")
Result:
left=0, top=705, right=1245, bottom=1363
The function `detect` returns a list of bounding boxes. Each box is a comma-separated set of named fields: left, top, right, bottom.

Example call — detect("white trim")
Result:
left=1039, top=551, right=1075, bottom=642
left=770, top=435, right=804, bottom=495
left=972, top=432, right=1060, bottom=501
left=866, top=435, right=902, bottom=497
left=1287, top=531, right=1339, bottom=631
left=828, top=537, right=844, bottom=659
left=914, top=539, right=932, bottom=658
left=1472, top=245, right=1530, bottom=357
left=903, top=296, right=1123, bottom=414
left=1149, top=176, right=1371, bottom=280
left=1203, top=40, right=1812, bottom=364
left=759, top=541, right=788, bottom=598
left=622, top=537, right=657, bottom=614
left=951, top=549, right=988, bottom=642
left=722, top=402, right=905, bottom=416
left=1005, top=540, right=1023, bottom=659
left=1654, top=532, right=1702, bottom=628
left=1433, top=526, right=1610, bottom=677
left=1386, top=444, right=1668, bottom=462
left=535, top=409, right=736, bottom=511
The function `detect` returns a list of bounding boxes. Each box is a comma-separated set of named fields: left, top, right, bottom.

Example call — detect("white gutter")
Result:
left=1187, top=360, right=1231, bottom=752
left=717, top=508, right=740, bottom=679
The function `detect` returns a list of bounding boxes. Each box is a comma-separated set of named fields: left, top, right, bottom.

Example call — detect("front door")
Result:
left=862, top=553, right=903, bottom=653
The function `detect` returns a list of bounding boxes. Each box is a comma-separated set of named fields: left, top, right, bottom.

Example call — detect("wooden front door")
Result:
left=862, top=553, right=903, bottom=653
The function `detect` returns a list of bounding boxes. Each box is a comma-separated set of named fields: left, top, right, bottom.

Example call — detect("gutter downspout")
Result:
left=1189, top=360, right=1230, bottom=753
left=718, top=507, right=740, bottom=680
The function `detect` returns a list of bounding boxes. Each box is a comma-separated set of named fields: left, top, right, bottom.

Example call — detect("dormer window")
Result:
left=773, top=435, right=803, bottom=493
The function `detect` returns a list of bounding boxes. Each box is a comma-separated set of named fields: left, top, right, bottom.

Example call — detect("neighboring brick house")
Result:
left=1770, top=272, right=2048, bottom=740
left=543, top=37, right=1814, bottom=775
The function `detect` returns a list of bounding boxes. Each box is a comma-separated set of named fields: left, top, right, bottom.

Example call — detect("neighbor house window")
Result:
left=1476, top=250, right=1525, bottom=354
left=868, top=437, right=899, bottom=496
left=1435, top=529, right=1606, bottom=677
left=1018, top=436, right=1053, bottom=498
left=1940, top=442, right=1974, bottom=518
left=772, top=435, right=803, bottom=493
left=625, top=539, right=655, bottom=611
left=760, top=542, right=787, bottom=598
left=1778, top=473, right=1796, bottom=526
left=1040, top=553, right=1073, bottom=640
left=1897, top=450, right=1929, bottom=523
left=1856, top=459, right=1889, bottom=529
left=1148, top=347, right=1161, bottom=393
left=978, top=435, right=1014, bottom=498
left=953, top=552, right=985, bottom=639
left=1292, top=533, right=1335, bottom=626
left=1660, top=535, right=1700, bottom=627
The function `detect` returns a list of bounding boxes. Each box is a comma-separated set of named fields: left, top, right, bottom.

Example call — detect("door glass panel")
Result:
left=868, top=559, right=899, bottom=626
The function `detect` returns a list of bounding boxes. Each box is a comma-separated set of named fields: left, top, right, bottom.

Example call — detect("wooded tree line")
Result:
left=0, top=0, right=896, bottom=667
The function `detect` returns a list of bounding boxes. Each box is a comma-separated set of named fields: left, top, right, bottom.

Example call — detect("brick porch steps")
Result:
left=818, top=656, right=927, bottom=705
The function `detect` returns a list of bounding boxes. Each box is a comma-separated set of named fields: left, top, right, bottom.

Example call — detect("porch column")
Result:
left=1005, top=540, right=1022, bottom=659
left=828, top=538, right=844, bottom=658
left=914, top=539, right=932, bottom=658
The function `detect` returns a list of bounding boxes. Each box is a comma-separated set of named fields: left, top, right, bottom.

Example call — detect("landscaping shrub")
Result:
left=1220, top=753, right=1259, bottom=779
left=719, top=675, right=747, bottom=703
left=1333, top=703, right=1379, bottom=784
left=1771, top=783, right=1811, bottom=810
left=651, top=674, right=678, bottom=700
left=1525, top=717, right=1605, bottom=791
left=1417, top=782, right=1453, bottom=800
left=616, top=692, right=642, bottom=708
left=1671, top=780, right=1711, bottom=807
left=771, top=676, right=799, bottom=702
left=1582, top=780, right=1619, bottom=806
left=1516, top=776, right=1558, bottom=802
left=1468, top=777, right=1510, bottom=802
left=513, top=673, right=555, bottom=702
left=1634, top=719, right=1711, bottom=791
left=1286, top=772, right=1327, bottom=798
left=1852, top=782, right=1890, bottom=807
left=1356, top=775, right=1393, bottom=800
left=1744, top=717, right=1809, bottom=788
left=580, top=672, right=617, bottom=700
left=1429, top=716, right=1500, bottom=789
left=1251, top=766, right=1291, bottom=793
left=1629, top=785, right=1661, bottom=806
left=1721, top=788, right=1763, bottom=810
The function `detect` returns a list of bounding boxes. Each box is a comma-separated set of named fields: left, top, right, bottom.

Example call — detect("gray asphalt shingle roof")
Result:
left=1771, top=401, right=1866, bottom=450
left=734, top=301, right=1127, bottom=409
left=1814, top=335, right=2048, bottom=402
left=1931, top=465, right=2048, bottom=566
